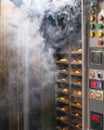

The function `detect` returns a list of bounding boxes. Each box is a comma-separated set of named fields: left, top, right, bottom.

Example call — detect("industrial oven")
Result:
left=55, top=0, right=104, bottom=130
left=1, top=0, right=104, bottom=130
left=86, top=0, right=104, bottom=130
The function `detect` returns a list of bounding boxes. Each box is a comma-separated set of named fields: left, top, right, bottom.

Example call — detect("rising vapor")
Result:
left=0, top=0, right=81, bottom=129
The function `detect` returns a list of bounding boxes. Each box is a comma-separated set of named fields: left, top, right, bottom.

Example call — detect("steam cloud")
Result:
left=0, top=0, right=81, bottom=129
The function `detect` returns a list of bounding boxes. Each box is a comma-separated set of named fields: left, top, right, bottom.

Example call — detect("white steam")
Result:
left=0, top=0, right=81, bottom=129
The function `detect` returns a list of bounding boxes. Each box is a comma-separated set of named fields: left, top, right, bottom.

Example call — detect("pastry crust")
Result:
left=76, top=102, right=81, bottom=106
left=72, top=48, right=82, bottom=53
left=59, top=58, right=68, bottom=62
left=62, top=88, right=68, bottom=93
left=60, top=97, right=68, bottom=102
left=75, top=113, right=79, bottom=116
left=60, top=97, right=65, bottom=101
left=62, top=69, right=68, bottom=73
left=61, top=78, right=66, bottom=81
left=77, top=59, right=82, bottom=63
left=61, top=107, right=68, bottom=111
left=62, top=127, right=68, bottom=130
left=60, top=116, right=68, bottom=121
left=77, top=91, right=82, bottom=96
left=78, top=48, right=82, bottom=52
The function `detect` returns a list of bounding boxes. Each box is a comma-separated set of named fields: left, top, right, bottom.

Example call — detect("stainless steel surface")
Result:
left=81, top=0, right=89, bottom=129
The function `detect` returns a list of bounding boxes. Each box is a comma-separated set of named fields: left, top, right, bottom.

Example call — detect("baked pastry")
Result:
left=60, top=58, right=68, bottom=62
left=72, top=48, right=82, bottom=53
left=62, top=127, right=68, bottom=130
left=78, top=48, right=82, bottom=52
left=75, top=69, right=82, bottom=74
left=77, top=81, right=81, bottom=85
left=75, top=70, right=80, bottom=74
left=77, top=59, right=82, bottom=63
left=60, top=97, right=65, bottom=101
left=76, top=102, right=81, bottom=106
left=61, top=106, right=68, bottom=111
left=60, top=116, right=68, bottom=121
left=76, top=123, right=82, bottom=128
left=77, top=91, right=82, bottom=96
left=60, top=97, right=68, bottom=103
left=72, top=59, right=82, bottom=63
left=62, top=88, right=68, bottom=93
left=75, top=113, right=79, bottom=116
left=62, top=69, right=68, bottom=73
left=61, top=78, right=66, bottom=82
left=72, top=59, right=77, bottom=62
